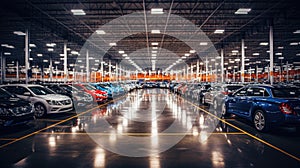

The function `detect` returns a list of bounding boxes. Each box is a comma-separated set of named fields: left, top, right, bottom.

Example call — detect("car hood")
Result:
left=0, top=97, right=31, bottom=108
left=38, top=94, right=70, bottom=101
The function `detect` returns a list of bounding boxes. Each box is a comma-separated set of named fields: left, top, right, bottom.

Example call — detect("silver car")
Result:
left=1, top=84, right=73, bottom=117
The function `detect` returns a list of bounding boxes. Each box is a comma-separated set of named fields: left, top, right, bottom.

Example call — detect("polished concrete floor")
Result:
left=1, top=89, right=300, bottom=168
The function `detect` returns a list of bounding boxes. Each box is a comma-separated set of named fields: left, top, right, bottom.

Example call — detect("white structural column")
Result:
left=205, top=57, right=208, bottom=82
left=100, top=61, right=104, bottom=82
left=256, top=65, right=258, bottom=82
left=49, top=57, right=53, bottom=81
left=221, top=49, right=224, bottom=83
left=1, top=56, right=6, bottom=83
left=16, top=60, right=19, bottom=81
left=109, top=60, right=112, bottom=81
left=286, top=61, right=289, bottom=82
left=25, top=29, right=29, bottom=84
left=196, top=60, right=199, bottom=81
left=269, top=25, right=274, bottom=85
left=86, top=49, right=90, bottom=82
left=63, top=41, right=67, bottom=83
left=241, top=39, right=245, bottom=83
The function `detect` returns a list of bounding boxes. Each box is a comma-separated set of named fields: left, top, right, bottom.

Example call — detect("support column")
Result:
left=101, top=62, right=104, bottom=82
left=205, top=58, right=208, bottom=82
left=286, top=61, right=289, bottom=82
left=1, top=56, right=6, bottom=83
left=196, top=60, right=199, bottom=81
left=63, top=41, right=67, bottom=83
left=256, top=65, right=258, bottom=82
left=16, top=60, right=19, bottom=81
left=86, top=49, right=90, bottom=82
left=221, top=49, right=224, bottom=83
left=25, top=29, right=29, bottom=84
left=241, top=39, right=245, bottom=83
left=269, top=25, right=274, bottom=85
left=109, top=60, right=112, bottom=82
left=49, top=57, right=53, bottom=82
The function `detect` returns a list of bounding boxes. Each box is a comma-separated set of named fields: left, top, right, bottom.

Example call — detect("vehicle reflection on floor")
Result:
left=0, top=89, right=299, bottom=167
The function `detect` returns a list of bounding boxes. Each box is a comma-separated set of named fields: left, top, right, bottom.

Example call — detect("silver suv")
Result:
left=1, top=84, right=73, bottom=117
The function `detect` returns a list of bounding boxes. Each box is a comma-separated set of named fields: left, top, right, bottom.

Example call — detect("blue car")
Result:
left=222, top=84, right=300, bottom=132
left=90, top=83, right=113, bottom=99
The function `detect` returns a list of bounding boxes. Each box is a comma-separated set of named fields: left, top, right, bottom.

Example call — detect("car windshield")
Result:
left=225, top=86, right=243, bottom=92
left=272, top=88, right=300, bottom=98
left=0, top=88, right=13, bottom=98
left=29, top=86, right=55, bottom=95
left=83, top=84, right=96, bottom=90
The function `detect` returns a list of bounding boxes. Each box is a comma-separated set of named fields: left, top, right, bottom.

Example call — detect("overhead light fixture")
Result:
left=13, top=31, right=26, bottom=36
left=71, top=9, right=86, bottom=15
left=296, top=53, right=300, bottom=56
left=152, top=50, right=157, bottom=53
left=278, top=57, right=284, bottom=60
left=200, top=42, right=208, bottom=46
left=71, top=51, right=79, bottom=55
left=275, top=53, right=282, bottom=56
left=214, top=29, right=225, bottom=34
left=182, top=56, right=186, bottom=59
left=235, top=59, right=241, bottom=62
left=224, top=63, right=228, bottom=65
left=54, top=61, right=60, bottom=64
left=244, top=46, right=247, bottom=49
left=151, top=8, right=163, bottom=14
left=125, top=57, right=130, bottom=59
left=118, top=50, right=125, bottom=54
left=4, top=52, right=11, bottom=55
left=290, top=42, right=299, bottom=46
left=122, top=54, right=128, bottom=57
left=229, top=61, right=235, bottom=63
left=211, top=59, right=215, bottom=61
left=185, top=53, right=190, bottom=57
left=60, top=54, right=65, bottom=57
left=234, top=8, right=251, bottom=15
left=266, top=50, right=270, bottom=53
left=67, top=48, right=71, bottom=51
left=151, top=42, right=159, bottom=45
left=48, top=48, right=54, bottom=52
left=43, top=59, right=48, bottom=63
left=77, top=60, right=82, bottom=63
left=245, top=58, right=250, bottom=61
left=37, top=54, right=43, bottom=57
left=232, top=50, right=239, bottom=53
left=29, top=44, right=36, bottom=48
left=259, top=42, right=268, bottom=46
left=152, top=54, right=157, bottom=57
left=151, top=57, right=156, bottom=59
left=109, top=43, right=116, bottom=46
left=256, top=61, right=261, bottom=63
left=278, top=46, right=284, bottom=49
left=29, top=58, right=33, bottom=61
left=152, top=47, right=158, bottom=50
left=1, top=44, right=15, bottom=49
left=293, top=30, right=300, bottom=34
left=189, top=50, right=196, bottom=53
left=151, top=30, right=161, bottom=34
left=252, top=53, right=260, bottom=56
left=96, top=30, right=106, bottom=34
left=46, top=43, right=56, bottom=47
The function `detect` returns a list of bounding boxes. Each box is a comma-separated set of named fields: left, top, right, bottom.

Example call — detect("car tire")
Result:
left=34, top=103, right=47, bottom=118
left=253, top=110, right=270, bottom=132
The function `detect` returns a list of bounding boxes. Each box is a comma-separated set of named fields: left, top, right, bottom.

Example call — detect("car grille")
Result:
left=59, top=99, right=72, bottom=105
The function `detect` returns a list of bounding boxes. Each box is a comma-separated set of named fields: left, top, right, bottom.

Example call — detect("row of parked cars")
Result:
left=0, top=82, right=139, bottom=127
left=170, top=82, right=300, bottom=132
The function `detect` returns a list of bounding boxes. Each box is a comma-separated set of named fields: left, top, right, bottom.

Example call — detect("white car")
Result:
left=1, top=84, right=73, bottom=117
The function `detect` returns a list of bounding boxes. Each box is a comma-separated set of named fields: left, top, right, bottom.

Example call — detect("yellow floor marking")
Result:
left=183, top=97, right=300, bottom=162
left=38, top=132, right=245, bottom=136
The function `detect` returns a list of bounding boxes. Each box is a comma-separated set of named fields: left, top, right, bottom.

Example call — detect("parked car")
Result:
left=203, top=84, right=243, bottom=109
left=72, top=84, right=108, bottom=104
left=192, top=83, right=211, bottom=104
left=0, top=88, right=35, bottom=127
left=1, top=84, right=73, bottom=118
left=46, top=84, right=94, bottom=109
left=222, top=84, right=300, bottom=132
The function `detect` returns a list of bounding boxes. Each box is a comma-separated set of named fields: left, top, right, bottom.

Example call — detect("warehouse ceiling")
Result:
left=1, top=0, right=300, bottom=73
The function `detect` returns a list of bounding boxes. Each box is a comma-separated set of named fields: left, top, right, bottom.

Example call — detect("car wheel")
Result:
left=34, top=103, right=47, bottom=118
left=253, top=110, right=269, bottom=132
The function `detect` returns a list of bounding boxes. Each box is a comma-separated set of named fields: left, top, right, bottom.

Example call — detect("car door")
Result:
left=244, top=87, right=270, bottom=117
left=227, top=88, right=247, bottom=114
left=3, top=86, right=32, bottom=102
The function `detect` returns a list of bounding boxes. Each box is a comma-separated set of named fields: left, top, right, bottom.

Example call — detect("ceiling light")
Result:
left=118, top=50, right=125, bottom=54
left=13, top=31, right=26, bottom=36
left=67, top=48, right=71, bottom=51
left=211, top=59, right=215, bottom=61
left=278, top=57, right=284, bottom=60
left=278, top=46, right=284, bottom=49
left=125, top=57, right=130, bottom=59
left=37, top=54, right=43, bottom=57
left=245, top=58, right=250, bottom=61
left=182, top=56, right=186, bottom=59
left=293, top=30, right=300, bottom=34
left=122, top=54, right=127, bottom=57
left=190, top=50, right=196, bottom=53
left=252, top=53, right=260, bottom=56
left=200, top=42, right=208, bottom=46
left=151, top=42, right=159, bottom=45
left=232, top=50, right=239, bottom=53
left=151, top=8, right=163, bottom=14
left=275, top=53, right=282, bottom=56
left=4, top=52, right=11, bottom=55
left=259, top=42, right=268, bottom=46
left=48, top=48, right=54, bottom=52
left=151, top=57, right=156, bottom=59
left=266, top=50, right=270, bottom=53
left=256, top=61, right=261, bottom=63
left=43, top=59, right=48, bottom=62
left=60, top=54, right=65, bottom=57
left=151, top=30, right=160, bottom=34
left=95, top=60, right=100, bottom=62
left=229, top=61, right=235, bottom=63
left=46, top=43, right=56, bottom=47
left=71, top=9, right=86, bottom=15
left=234, top=8, right=251, bottom=15
left=244, top=46, right=247, bottom=49
left=96, top=30, right=106, bottom=34
left=224, top=63, right=228, bottom=65
left=185, top=53, right=190, bottom=57
left=77, top=60, right=82, bottom=63
left=296, top=53, right=300, bottom=56
left=29, top=58, right=33, bottom=61
left=54, top=61, right=60, bottom=64
left=71, top=51, right=79, bottom=55
left=1, top=44, right=15, bottom=49
left=152, top=50, right=157, bottom=53
left=152, top=47, right=158, bottom=50
left=214, top=29, right=224, bottom=34
left=152, top=54, right=157, bottom=57
left=109, top=43, right=116, bottom=46
left=290, top=42, right=299, bottom=46
left=29, top=44, right=36, bottom=48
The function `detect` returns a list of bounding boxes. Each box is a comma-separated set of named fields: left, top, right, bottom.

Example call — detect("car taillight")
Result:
left=279, top=103, right=295, bottom=115
left=222, top=91, right=229, bottom=95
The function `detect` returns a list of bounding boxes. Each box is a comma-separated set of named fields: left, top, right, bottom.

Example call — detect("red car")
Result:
left=72, top=84, right=108, bottom=104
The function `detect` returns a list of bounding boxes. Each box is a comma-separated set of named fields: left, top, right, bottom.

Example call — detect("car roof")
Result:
left=1, top=84, right=43, bottom=87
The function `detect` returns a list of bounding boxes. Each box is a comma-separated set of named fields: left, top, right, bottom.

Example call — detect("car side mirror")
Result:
left=23, top=92, right=31, bottom=96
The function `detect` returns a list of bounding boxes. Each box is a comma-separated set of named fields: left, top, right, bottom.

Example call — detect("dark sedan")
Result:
left=222, top=84, right=300, bottom=132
